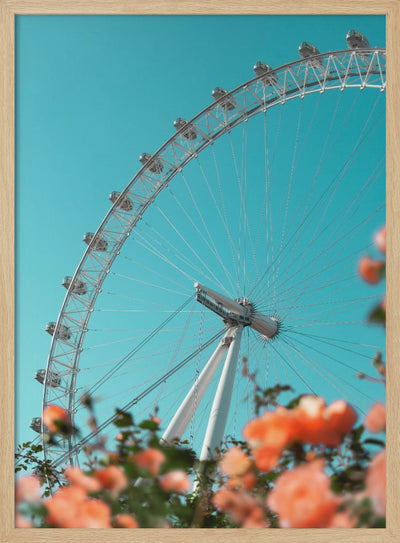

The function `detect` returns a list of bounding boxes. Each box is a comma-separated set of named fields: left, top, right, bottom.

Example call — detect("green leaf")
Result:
left=139, top=420, right=159, bottom=431
left=364, top=438, right=385, bottom=447
left=114, top=409, right=133, bottom=428
left=351, top=425, right=365, bottom=442
left=368, top=304, right=386, bottom=326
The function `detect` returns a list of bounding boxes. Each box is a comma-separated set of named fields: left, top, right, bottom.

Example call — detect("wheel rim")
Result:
left=41, top=48, right=386, bottom=475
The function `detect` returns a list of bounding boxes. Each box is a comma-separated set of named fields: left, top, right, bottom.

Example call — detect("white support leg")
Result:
left=199, top=325, right=243, bottom=461
left=161, top=329, right=233, bottom=443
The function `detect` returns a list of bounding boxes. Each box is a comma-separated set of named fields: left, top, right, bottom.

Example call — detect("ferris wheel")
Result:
left=32, top=31, right=386, bottom=478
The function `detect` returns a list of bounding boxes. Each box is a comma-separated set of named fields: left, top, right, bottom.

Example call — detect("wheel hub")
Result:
left=194, top=282, right=280, bottom=340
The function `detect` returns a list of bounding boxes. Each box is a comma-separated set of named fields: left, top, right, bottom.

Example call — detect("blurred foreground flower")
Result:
left=64, top=467, right=101, bottom=492
left=266, top=460, right=340, bottom=528
left=114, top=514, right=139, bottom=528
left=94, top=466, right=127, bottom=496
left=365, top=403, right=386, bottom=433
left=374, top=226, right=386, bottom=254
left=365, top=450, right=386, bottom=516
left=42, top=405, right=72, bottom=434
left=135, top=447, right=166, bottom=475
left=358, top=257, right=385, bottom=284
left=159, top=470, right=191, bottom=494
left=213, top=487, right=269, bottom=528
left=243, top=396, right=356, bottom=471
left=15, top=474, right=41, bottom=504
left=219, top=446, right=251, bottom=478
left=45, top=485, right=112, bottom=528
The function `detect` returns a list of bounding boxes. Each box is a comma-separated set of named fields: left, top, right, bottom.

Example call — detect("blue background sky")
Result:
left=15, top=15, right=386, bottom=451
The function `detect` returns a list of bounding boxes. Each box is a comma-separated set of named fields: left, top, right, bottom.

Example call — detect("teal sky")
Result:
left=15, top=15, right=386, bottom=453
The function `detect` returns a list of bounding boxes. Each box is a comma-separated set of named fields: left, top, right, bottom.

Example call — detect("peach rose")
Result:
left=63, top=499, right=112, bottom=528
left=365, top=450, right=386, bottom=516
left=135, top=448, right=166, bottom=475
left=242, top=505, right=269, bottom=528
left=294, top=396, right=356, bottom=447
left=374, top=226, right=386, bottom=254
left=220, top=446, right=251, bottom=478
left=212, top=487, right=237, bottom=512
left=46, top=485, right=112, bottom=528
left=267, top=460, right=340, bottom=528
left=365, top=402, right=386, bottom=433
left=241, top=471, right=257, bottom=490
left=358, top=257, right=384, bottom=284
left=159, top=470, right=191, bottom=494
left=324, top=400, right=357, bottom=444
left=15, top=475, right=41, bottom=504
left=42, top=404, right=70, bottom=432
left=64, top=467, right=101, bottom=493
left=213, top=487, right=266, bottom=526
left=243, top=407, right=299, bottom=470
left=226, top=471, right=257, bottom=491
left=94, top=466, right=127, bottom=496
left=114, top=513, right=139, bottom=528
left=328, top=511, right=357, bottom=528
left=45, top=485, right=87, bottom=527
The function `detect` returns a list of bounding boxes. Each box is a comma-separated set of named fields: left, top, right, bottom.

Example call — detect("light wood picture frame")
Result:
left=1, top=1, right=399, bottom=541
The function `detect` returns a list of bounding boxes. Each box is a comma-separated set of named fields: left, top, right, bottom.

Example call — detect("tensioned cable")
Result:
left=284, top=329, right=383, bottom=351
left=269, top=341, right=317, bottom=395
left=79, top=323, right=220, bottom=374
left=273, top=98, right=304, bottom=307
left=274, top=159, right=384, bottom=306
left=280, top=334, right=375, bottom=405
left=274, top=102, right=384, bottom=302
left=196, top=156, right=239, bottom=288
left=179, top=169, right=237, bottom=294
left=166, top=183, right=235, bottom=290
left=52, top=327, right=225, bottom=468
left=130, top=228, right=199, bottom=287
left=133, top=221, right=210, bottom=285
left=271, top=92, right=325, bottom=294
left=78, top=294, right=195, bottom=399
left=210, top=143, right=240, bottom=291
left=278, top=335, right=370, bottom=411
left=112, top=271, right=189, bottom=297
left=228, top=128, right=259, bottom=294
left=284, top=329, right=379, bottom=362
left=278, top=220, right=382, bottom=317
left=120, top=253, right=194, bottom=292
left=249, top=91, right=384, bottom=303
left=153, top=297, right=197, bottom=408
left=255, top=292, right=381, bottom=318
left=75, top=323, right=223, bottom=415
left=155, top=203, right=232, bottom=296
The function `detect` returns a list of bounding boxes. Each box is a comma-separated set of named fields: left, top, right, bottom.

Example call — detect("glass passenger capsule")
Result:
left=253, top=61, right=278, bottom=86
left=139, top=153, right=164, bottom=174
left=83, top=232, right=108, bottom=251
left=346, top=30, right=370, bottom=50
left=30, top=417, right=42, bottom=433
left=62, top=276, right=88, bottom=295
left=173, top=118, right=197, bottom=140
left=212, top=87, right=236, bottom=111
left=109, top=191, right=134, bottom=211
left=35, top=369, right=61, bottom=387
left=45, top=322, right=72, bottom=340
left=299, top=41, right=321, bottom=59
